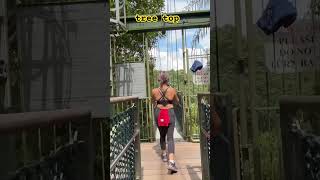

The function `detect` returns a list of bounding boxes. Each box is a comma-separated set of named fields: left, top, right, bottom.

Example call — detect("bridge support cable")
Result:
left=174, top=0, right=179, bottom=90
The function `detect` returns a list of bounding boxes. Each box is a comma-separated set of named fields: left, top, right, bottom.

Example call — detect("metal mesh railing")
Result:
left=198, top=93, right=210, bottom=180
left=110, top=105, right=136, bottom=179
left=110, top=96, right=141, bottom=180
left=111, top=97, right=154, bottom=142
left=138, top=98, right=154, bottom=142
left=200, top=99, right=210, bottom=157
left=290, top=121, right=320, bottom=180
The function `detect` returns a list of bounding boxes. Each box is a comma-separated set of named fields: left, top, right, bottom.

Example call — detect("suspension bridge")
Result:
left=1, top=0, right=320, bottom=180
left=110, top=0, right=211, bottom=179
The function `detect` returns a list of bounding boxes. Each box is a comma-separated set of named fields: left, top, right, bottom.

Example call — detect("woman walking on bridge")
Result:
left=152, top=71, right=180, bottom=173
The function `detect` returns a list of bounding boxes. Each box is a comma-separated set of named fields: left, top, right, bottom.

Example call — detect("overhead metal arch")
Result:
left=117, top=10, right=210, bottom=33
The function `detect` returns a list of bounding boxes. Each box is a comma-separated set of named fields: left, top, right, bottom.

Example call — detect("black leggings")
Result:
left=154, top=108, right=176, bottom=154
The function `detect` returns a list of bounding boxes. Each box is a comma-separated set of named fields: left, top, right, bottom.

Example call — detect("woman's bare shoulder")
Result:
left=152, top=88, right=159, bottom=93
left=168, top=87, right=177, bottom=93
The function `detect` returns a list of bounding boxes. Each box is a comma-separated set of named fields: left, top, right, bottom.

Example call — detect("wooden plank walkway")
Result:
left=141, top=142, right=202, bottom=180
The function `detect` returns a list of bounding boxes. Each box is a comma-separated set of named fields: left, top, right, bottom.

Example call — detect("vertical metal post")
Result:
left=213, top=0, right=220, bottom=92
left=181, top=29, right=187, bottom=138
left=113, top=39, right=117, bottom=96
left=115, top=0, right=120, bottom=31
left=139, top=99, right=143, bottom=140
left=232, top=108, right=242, bottom=180
left=38, top=128, right=43, bottom=180
left=244, top=0, right=260, bottom=179
left=0, top=0, right=10, bottom=110
left=235, top=0, right=247, bottom=144
left=143, top=34, right=152, bottom=141
left=145, top=35, right=153, bottom=141
left=186, top=49, right=191, bottom=140
left=134, top=99, right=141, bottom=180
left=0, top=2, right=16, bottom=179
left=210, top=1, right=215, bottom=179
left=99, top=121, right=106, bottom=180
left=110, top=39, right=113, bottom=96
left=182, top=30, right=186, bottom=85
left=145, top=99, right=149, bottom=141
left=123, top=0, right=126, bottom=25
left=88, top=117, right=95, bottom=180
left=207, top=54, right=210, bottom=92
left=234, top=0, right=249, bottom=179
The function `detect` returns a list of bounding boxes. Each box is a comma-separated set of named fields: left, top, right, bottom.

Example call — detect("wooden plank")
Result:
left=141, top=142, right=202, bottom=180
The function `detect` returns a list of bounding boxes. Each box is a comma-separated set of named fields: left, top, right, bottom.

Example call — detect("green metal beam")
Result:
left=120, top=10, right=210, bottom=33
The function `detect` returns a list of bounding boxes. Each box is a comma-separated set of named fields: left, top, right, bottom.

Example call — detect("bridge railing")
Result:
left=138, top=97, right=155, bottom=142
left=0, top=109, right=93, bottom=180
left=279, top=96, right=320, bottom=180
left=179, top=93, right=202, bottom=141
left=198, top=92, right=210, bottom=180
left=111, top=97, right=154, bottom=142
left=110, top=96, right=141, bottom=180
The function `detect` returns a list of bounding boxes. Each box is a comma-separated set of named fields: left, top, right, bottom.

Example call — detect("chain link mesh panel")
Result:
left=200, top=102, right=210, bottom=158
left=201, top=102, right=210, bottom=158
left=199, top=96, right=211, bottom=180
left=110, top=105, right=137, bottom=180
left=291, top=122, right=320, bottom=180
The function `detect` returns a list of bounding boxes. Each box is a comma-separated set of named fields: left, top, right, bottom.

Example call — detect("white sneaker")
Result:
left=168, top=161, right=178, bottom=173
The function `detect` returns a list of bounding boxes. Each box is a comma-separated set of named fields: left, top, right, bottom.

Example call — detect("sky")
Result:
left=151, top=0, right=210, bottom=71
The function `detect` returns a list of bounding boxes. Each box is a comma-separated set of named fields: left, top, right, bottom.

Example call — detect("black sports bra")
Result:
left=156, top=86, right=174, bottom=106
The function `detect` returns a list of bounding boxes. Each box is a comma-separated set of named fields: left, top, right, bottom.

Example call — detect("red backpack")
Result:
left=158, top=109, right=170, bottom=127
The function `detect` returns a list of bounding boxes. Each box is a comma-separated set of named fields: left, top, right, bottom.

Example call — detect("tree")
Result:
left=112, top=0, right=165, bottom=63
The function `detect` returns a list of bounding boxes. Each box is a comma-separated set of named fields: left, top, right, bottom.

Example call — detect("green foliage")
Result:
left=18, top=0, right=95, bottom=5
left=152, top=69, right=209, bottom=93
left=256, top=131, right=281, bottom=180
left=187, top=102, right=199, bottom=136
left=125, top=0, right=165, bottom=16
left=311, top=0, right=320, bottom=15
left=113, top=0, right=165, bottom=63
